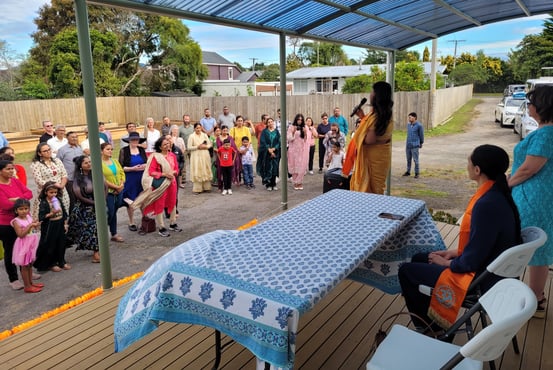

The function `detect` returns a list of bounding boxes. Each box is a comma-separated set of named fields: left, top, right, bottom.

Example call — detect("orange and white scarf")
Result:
left=428, top=180, right=495, bottom=329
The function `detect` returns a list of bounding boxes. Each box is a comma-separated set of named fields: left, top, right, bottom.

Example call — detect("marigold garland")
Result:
left=0, top=271, right=144, bottom=341
left=237, top=218, right=258, bottom=230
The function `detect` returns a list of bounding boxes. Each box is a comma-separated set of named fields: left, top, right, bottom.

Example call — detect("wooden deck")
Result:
left=1, top=222, right=551, bottom=369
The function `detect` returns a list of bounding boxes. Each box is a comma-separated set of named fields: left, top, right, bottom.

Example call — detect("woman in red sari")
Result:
left=142, top=137, right=181, bottom=237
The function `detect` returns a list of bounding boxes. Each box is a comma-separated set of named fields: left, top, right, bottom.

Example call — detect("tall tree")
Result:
left=363, top=49, right=386, bottom=64
left=422, top=46, right=430, bottom=62
left=297, top=41, right=349, bottom=66
left=22, top=0, right=206, bottom=97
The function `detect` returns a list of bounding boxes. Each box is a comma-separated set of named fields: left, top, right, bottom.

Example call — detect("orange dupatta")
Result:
left=428, top=180, right=495, bottom=329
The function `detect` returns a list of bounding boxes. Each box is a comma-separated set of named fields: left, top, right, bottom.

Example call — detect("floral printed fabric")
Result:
left=114, top=190, right=444, bottom=368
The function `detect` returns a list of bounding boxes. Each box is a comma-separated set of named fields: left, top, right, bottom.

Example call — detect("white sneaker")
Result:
left=222, top=190, right=228, bottom=195
left=309, top=170, right=314, bottom=175
left=272, top=186, right=278, bottom=191
left=228, top=189, right=233, bottom=195
left=10, top=280, right=23, bottom=290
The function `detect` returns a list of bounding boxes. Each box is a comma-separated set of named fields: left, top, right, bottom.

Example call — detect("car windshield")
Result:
left=506, top=99, right=524, bottom=108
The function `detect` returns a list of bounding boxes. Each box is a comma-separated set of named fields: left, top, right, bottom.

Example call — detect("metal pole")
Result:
left=279, top=33, right=288, bottom=210
left=74, top=0, right=113, bottom=289
left=385, top=51, right=395, bottom=196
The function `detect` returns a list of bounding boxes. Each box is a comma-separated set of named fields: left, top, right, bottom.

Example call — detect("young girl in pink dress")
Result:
left=11, top=198, right=42, bottom=293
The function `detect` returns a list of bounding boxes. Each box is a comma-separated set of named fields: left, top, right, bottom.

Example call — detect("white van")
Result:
left=526, top=77, right=553, bottom=90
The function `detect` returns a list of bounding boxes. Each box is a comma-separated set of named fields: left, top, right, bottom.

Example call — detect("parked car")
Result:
left=503, top=84, right=526, bottom=96
left=513, top=100, right=538, bottom=140
left=495, top=93, right=525, bottom=127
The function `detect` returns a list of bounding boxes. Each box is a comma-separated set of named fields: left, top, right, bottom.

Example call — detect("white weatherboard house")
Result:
left=287, top=62, right=447, bottom=95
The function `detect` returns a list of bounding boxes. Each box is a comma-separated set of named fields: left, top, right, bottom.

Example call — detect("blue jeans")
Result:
left=242, top=164, right=254, bottom=186
left=106, top=192, right=123, bottom=236
left=406, top=146, right=420, bottom=175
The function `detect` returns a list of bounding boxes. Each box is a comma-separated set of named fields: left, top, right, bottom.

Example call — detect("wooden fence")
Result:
left=1, top=85, right=472, bottom=135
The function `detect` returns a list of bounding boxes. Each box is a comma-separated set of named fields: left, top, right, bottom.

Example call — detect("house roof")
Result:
left=286, top=62, right=447, bottom=79
left=237, top=71, right=260, bottom=82
left=202, top=51, right=235, bottom=66
left=89, top=0, right=553, bottom=52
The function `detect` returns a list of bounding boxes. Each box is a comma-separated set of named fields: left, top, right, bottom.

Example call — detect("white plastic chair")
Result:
left=418, top=226, right=546, bottom=369
left=366, top=278, right=537, bottom=370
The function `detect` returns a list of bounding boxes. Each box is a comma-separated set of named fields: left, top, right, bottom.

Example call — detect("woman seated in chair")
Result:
left=398, top=144, right=522, bottom=333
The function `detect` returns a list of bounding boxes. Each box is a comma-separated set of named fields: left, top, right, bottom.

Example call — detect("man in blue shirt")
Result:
left=200, top=108, right=217, bottom=136
left=403, top=112, right=424, bottom=178
left=328, top=107, right=348, bottom=136
left=0, top=131, right=8, bottom=148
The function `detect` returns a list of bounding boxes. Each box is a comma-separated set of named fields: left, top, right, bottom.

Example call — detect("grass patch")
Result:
left=392, top=188, right=449, bottom=198
left=421, top=168, right=466, bottom=180
left=392, top=98, right=482, bottom=142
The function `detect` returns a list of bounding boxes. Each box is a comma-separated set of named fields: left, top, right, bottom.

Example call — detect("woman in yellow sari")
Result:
left=342, top=81, right=393, bottom=194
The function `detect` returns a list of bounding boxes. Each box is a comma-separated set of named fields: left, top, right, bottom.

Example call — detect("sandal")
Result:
left=50, top=266, right=62, bottom=272
left=24, top=286, right=42, bottom=293
left=110, top=235, right=124, bottom=242
left=534, top=297, right=547, bottom=319
left=62, top=264, right=72, bottom=270
left=32, top=282, right=45, bottom=288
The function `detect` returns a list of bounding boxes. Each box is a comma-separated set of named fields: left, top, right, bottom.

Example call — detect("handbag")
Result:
left=138, top=215, right=156, bottom=235
left=152, top=177, right=165, bottom=189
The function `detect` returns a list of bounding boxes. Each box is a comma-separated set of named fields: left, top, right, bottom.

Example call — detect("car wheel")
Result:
left=500, top=114, right=505, bottom=128
left=519, top=129, right=523, bottom=141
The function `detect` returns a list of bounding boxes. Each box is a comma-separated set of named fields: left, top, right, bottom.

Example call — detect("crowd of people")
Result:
left=0, top=82, right=551, bottom=330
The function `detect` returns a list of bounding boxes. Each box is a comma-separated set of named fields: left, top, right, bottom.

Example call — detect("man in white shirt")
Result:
left=47, top=124, right=68, bottom=158
left=80, top=127, right=105, bottom=156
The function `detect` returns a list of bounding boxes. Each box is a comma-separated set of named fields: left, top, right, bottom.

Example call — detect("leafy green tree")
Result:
left=48, top=29, right=120, bottom=97
left=342, top=66, right=385, bottom=93
left=396, top=50, right=420, bottom=62
left=422, top=47, right=430, bottom=62
left=23, top=0, right=206, bottom=97
left=448, top=63, right=488, bottom=86
left=297, top=41, right=349, bottom=66
left=509, top=33, right=553, bottom=81
left=363, top=49, right=386, bottom=64
left=395, top=61, right=425, bottom=91
left=259, top=64, right=281, bottom=81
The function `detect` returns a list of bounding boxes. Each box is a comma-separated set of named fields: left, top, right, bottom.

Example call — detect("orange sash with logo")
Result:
left=428, top=180, right=495, bottom=329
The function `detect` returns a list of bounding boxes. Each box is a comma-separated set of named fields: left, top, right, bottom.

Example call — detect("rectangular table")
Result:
left=114, top=190, right=445, bottom=369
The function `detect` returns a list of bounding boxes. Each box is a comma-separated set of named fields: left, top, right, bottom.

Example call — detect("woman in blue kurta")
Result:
left=509, top=85, right=553, bottom=318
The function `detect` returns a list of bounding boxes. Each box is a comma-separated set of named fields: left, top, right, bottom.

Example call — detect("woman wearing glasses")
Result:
left=30, top=142, right=69, bottom=219
left=508, top=85, right=553, bottom=318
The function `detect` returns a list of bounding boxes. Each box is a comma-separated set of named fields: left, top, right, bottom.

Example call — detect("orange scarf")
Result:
left=428, top=180, right=495, bottom=328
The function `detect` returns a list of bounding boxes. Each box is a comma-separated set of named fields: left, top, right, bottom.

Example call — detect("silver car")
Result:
left=513, top=100, right=538, bottom=140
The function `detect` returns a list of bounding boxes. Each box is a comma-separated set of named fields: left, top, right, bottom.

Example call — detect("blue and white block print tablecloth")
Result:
left=114, top=190, right=445, bottom=369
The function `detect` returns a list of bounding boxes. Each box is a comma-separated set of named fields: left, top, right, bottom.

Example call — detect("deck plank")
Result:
left=1, top=222, right=551, bottom=370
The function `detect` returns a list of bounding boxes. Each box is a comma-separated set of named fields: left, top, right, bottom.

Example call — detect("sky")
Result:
left=0, top=1, right=550, bottom=68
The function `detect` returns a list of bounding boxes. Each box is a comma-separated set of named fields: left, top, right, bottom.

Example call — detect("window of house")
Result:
left=294, top=80, right=308, bottom=93
left=315, top=78, right=339, bottom=93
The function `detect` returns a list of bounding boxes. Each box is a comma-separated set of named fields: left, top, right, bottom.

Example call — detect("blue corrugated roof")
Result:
left=89, top=0, right=553, bottom=51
